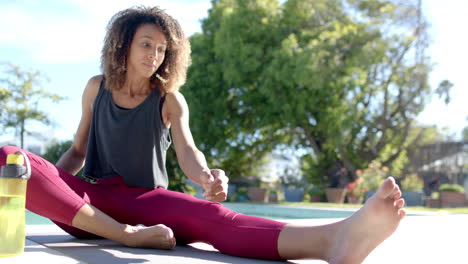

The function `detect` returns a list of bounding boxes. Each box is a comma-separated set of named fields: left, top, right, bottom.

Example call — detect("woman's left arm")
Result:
left=164, top=91, right=229, bottom=202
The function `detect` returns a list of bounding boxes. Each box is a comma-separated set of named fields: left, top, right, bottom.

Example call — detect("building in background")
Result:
left=0, top=129, right=55, bottom=155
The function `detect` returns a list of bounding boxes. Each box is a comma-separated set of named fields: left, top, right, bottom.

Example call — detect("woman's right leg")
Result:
left=0, top=146, right=174, bottom=249
left=277, top=177, right=406, bottom=263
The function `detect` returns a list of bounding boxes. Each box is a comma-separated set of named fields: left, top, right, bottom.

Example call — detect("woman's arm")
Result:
left=56, top=75, right=101, bottom=175
left=164, top=91, right=209, bottom=183
left=164, top=91, right=228, bottom=201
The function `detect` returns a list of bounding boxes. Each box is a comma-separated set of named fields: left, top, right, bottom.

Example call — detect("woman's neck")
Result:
left=122, top=75, right=151, bottom=97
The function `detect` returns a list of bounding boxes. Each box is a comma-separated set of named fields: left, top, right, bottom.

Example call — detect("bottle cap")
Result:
left=7, top=154, right=24, bottom=165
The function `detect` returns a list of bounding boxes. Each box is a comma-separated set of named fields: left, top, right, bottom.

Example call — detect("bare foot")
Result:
left=123, top=224, right=176, bottom=249
left=326, top=177, right=406, bottom=264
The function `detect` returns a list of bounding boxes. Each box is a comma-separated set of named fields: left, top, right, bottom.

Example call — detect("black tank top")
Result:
left=83, top=79, right=171, bottom=188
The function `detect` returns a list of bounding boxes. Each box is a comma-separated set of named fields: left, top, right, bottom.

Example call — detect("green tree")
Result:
left=183, top=0, right=277, bottom=179
left=0, top=62, right=66, bottom=148
left=166, top=146, right=193, bottom=193
left=42, top=139, right=72, bottom=164
left=183, top=0, right=448, bottom=187
left=42, top=139, right=84, bottom=178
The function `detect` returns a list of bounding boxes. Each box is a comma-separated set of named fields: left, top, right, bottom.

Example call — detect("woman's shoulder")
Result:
left=164, top=90, right=185, bottom=102
left=164, top=91, right=188, bottom=116
left=88, top=75, right=104, bottom=89
left=165, top=91, right=188, bottom=107
left=82, top=74, right=104, bottom=106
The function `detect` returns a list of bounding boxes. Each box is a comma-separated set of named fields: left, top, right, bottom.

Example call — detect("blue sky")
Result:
left=1, top=0, right=467, bottom=142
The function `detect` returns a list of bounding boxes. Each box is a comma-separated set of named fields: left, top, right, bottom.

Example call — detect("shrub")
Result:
left=439, top=184, right=464, bottom=193
left=309, top=186, right=325, bottom=196
left=43, top=140, right=83, bottom=179
left=237, top=187, right=248, bottom=195
left=357, top=160, right=388, bottom=191
left=346, top=178, right=367, bottom=199
left=230, top=187, right=249, bottom=202
left=401, top=173, right=424, bottom=192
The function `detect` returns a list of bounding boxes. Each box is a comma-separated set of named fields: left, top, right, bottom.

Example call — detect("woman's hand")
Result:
left=200, top=169, right=229, bottom=202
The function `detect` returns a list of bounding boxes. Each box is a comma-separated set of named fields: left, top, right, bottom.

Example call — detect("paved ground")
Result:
left=1, top=213, right=466, bottom=264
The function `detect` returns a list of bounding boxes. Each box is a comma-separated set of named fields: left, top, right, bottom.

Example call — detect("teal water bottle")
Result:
left=0, top=151, right=31, bottom=257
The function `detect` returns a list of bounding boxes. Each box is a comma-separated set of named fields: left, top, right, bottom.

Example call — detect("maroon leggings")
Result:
left=0, top=146, right=286, bottom=259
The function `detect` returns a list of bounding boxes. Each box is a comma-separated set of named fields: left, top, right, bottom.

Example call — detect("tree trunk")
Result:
left=20, top=120, right=25, bottom=149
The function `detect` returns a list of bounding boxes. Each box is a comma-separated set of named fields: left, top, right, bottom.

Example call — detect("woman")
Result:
left=0, top=6, right=406, bottom=263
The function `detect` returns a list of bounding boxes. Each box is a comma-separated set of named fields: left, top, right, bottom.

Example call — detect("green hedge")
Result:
left=439, top=184, right=465, bottom=193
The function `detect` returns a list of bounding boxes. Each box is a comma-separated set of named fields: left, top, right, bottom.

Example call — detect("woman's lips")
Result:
left=143, top=63, right=154, bottom=69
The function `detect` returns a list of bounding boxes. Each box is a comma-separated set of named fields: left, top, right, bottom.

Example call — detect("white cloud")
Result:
left=0, top=0, right=211, bottom=63
left=68, top=0, right=211, bottom=36
left=0, top=4, right=103, bottom=63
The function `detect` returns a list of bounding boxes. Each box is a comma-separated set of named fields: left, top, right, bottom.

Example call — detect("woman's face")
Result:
left=126, top=24, right=167, bottom=79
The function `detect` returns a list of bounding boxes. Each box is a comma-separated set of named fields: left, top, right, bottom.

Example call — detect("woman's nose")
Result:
left=148, top=50, right=159, bottom=60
